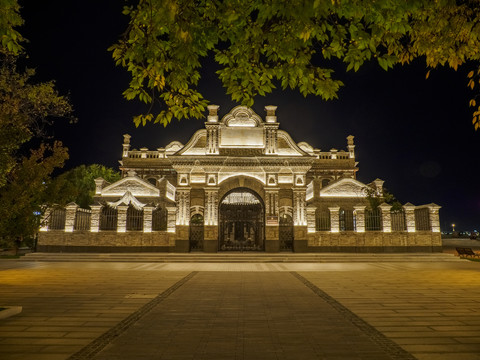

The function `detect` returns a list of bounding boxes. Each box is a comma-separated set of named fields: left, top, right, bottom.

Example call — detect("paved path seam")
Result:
left=291, top=271, right=417, bottom=360
left=66, top=271, right=198, bottom=360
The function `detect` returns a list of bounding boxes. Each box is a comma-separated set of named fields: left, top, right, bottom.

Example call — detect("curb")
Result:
left=0, top=306, right=22, bottom=320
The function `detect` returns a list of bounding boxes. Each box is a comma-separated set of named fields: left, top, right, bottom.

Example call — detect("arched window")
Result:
left=339, top=208, right=355, bottom=231
left=152, top=206, right=167, bottom=231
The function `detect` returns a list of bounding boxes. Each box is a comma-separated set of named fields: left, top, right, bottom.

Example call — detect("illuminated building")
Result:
left=39, top=106, right=441, bottom=252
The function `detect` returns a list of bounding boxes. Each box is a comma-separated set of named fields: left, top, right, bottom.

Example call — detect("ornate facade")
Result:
left=38, top=106, right=442, bottom=253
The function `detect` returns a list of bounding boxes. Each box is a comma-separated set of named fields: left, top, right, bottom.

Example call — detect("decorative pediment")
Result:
left=165, top=141, right=184, bottom=155
left=221, top=106, right=262, bottom=127
left=101, top=175, right=160, bottom=197
left=319, top=178, right=369, bottom=198
left=175, top=130, right=207, bottom=155
left=107, top=191, right=146, bottom=210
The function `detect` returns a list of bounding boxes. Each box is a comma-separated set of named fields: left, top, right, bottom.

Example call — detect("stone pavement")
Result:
left=0, top=259, right=479, bottom=360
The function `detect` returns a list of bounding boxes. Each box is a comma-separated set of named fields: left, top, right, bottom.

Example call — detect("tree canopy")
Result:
left=110, top=0, right=480, bottom=128
left=0, top=0, right=73, bottom=247
left=47, top=164, right=121, bottom=209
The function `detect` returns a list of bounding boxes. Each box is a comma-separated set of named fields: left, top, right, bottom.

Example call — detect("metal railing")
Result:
left=74, top=208, right=91, bottom=231
left=49, top=208, right=66, bottom=230
left=340, top=209, right=355, bottom=231
left=391, top=210, right=406, bottom=231
left=152, top=206, right=167, bottom=231
left=415, top=208, right=431, bottom=231
left=100, top=206, right=117, bottom=231
left=365, top=208, right=382, bottom=231
left=126, top=206, right=143, bottom=231
left=316, top=210, right=331, bottom=231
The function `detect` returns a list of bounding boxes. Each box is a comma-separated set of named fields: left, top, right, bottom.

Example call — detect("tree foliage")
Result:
left=47, top=164, right=121, bottom=209
left=0, top=0, right=74, bottom=247
left=111, top=0, right=480, bottom=128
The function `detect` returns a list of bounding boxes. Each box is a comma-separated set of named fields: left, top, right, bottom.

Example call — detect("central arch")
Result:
left=219, top=188, right=265, bottom=251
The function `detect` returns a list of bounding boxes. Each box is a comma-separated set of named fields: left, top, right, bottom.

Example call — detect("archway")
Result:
left=219, top=188, right=264, bottom=251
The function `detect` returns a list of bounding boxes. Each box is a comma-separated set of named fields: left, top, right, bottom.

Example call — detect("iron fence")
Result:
left=316, top=210, right=331, bottom=231
left=126, top=206, right=144, bottom=231
left=100, top=206, right=117, bottom=231
left=74, top=208, right=91, bottom=231
left=49, top=208, right=66, bottom=230
left=415, top=208, right=431, bottom=231
left=391, top=210, right=406, bottom=231
left=340, top=209, right=355, bottom=231
left=365, top=208, right=382, bottom=231
left=152, top=206, right=167, bottom=231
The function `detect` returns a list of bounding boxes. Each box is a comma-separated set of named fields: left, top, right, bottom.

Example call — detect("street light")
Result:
left=452, top=223, right=456, bottom=232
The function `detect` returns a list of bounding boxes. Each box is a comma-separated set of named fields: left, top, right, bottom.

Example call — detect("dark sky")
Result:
left=19, top=1, right=480, bottom=232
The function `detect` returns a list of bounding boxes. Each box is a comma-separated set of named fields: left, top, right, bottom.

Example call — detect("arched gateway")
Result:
left=219, top=188, right=264, bottom=251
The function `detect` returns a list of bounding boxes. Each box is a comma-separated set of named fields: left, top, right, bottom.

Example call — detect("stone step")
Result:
left=21, top=252, right=463, bottom=263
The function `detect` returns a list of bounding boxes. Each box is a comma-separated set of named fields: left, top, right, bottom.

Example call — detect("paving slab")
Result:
left=0, top=259, right=479, bottom=359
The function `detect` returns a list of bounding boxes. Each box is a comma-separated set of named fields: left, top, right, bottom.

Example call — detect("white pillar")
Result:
left=143, top=206, right=153, bottom=233
left=353, top=205, right=366, bottom=232
left=306, top=205, right=317, bottom=233
left=90, top=204, right=102, bottom=232
left=64, top=203, right=79, bottom=232
left=403, top=203, right=416, bottom=232
left=166, top=206, right=177, bottom=233
left=204, top=188, right=219, bottom=226
left=176, top=188, right=191, bottom=226
left=117, top=205, right=128, bottom=232
left=428, top=203, right=441, bottom=233
left=293, top=189, right=307, bottom=226
left=328, top=206, right=340, bottom=233
left=379, top=203, right=392, bottom=233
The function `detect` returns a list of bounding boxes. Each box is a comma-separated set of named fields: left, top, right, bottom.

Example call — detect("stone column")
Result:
left=306, top=205, right=317, bottom=233
left=64, top=202, right=79, bottom=232
left=117, top=205, right=128, bottom=233
left=166, top=206, right=177, bottom=233
left=204, top=188, right=219, bottom=226
left=328, top=206, right=340, bottom=233
left=176, top=188, right=191, bottom=226
left=403, top=203, right=416, bottom=232
left=428, top=203, right=441, bottom=233
left=143, top=206, right=153, bottom=233
left=293, top=189, right=307, bottom=226
left=265, top=188, right=279, bottom=217
left=353, top=205, right=366, bottom=232
left=379, top=203, right=392, bottom=233
left=264, top=106, right=279, bottom=155
left=90, top=204, right=102, bottom=232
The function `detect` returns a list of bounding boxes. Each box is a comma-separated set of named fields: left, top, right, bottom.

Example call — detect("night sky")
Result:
left=19, top=1, right=480, bottom=232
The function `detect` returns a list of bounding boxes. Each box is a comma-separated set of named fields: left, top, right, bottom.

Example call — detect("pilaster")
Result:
left=428, top=203, right=442, bottom=233
left=143, top=206, right=154, bottom=233
left=293, top=188, right=307, bottom=226
left=64, top=202, right=79, bottom=232
left=176, top=187, right=191, bottom=226
left=117, top=205, right=128, bottom=232
left=328, top=206, right=340, bottom=233
left=403, top=203, right=416, bottom=233
left=306, top=204, right=317, bottom=233
left=166, top=206, right=177, bottom=233
left=204, top=188, right=219, bottom=226
left=353, top=205, right=366, bottom=232
left=379, top=203, right=392, bottom=233
left=90, top=204, right=102, bottom=232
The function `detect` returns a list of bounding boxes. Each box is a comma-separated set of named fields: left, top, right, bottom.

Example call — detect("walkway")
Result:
left=1, top=259, right=480, bottom=360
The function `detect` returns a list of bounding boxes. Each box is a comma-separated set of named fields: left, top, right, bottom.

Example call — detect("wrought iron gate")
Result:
left=279, top=214, right=293, bottom=251
left=189, top=214, right=204, bottom=251
left=219, top=189, right=264, bottom=251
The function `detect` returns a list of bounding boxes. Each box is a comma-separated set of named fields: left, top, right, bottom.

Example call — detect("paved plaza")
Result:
left=1, top=258, right=480, bottom=359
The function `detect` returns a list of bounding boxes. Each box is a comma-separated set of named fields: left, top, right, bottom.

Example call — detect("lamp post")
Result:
left=452, top=223, right=456, bottom=233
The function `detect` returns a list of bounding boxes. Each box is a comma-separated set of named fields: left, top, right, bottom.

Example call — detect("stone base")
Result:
left=203, top=239, right=218, bottom=253
left=265, top=240, right=279, bottom=253
left=293, top=239, right=308, bottom=253
left=174, top=240, right=190, bottom=253
left=37, top=245, right=173, bottom=253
